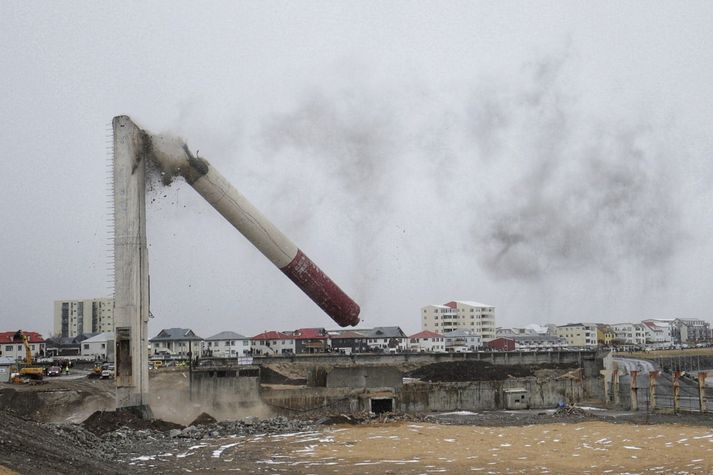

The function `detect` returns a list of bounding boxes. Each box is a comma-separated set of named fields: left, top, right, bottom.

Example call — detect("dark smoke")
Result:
left=472, top=57, right=682, bottom=279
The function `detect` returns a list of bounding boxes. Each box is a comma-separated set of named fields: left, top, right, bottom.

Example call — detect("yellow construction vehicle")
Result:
left=10, top=330, right=44, bottom=383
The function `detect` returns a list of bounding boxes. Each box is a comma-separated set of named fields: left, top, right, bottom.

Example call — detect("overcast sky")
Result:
left=1, top=2, right=712, bottom=338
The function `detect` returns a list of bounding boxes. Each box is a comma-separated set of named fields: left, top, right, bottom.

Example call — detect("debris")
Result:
left=189, top=412, right=217, bottom=426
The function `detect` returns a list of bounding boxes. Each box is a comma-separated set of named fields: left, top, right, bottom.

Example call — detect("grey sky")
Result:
left=1, top=2, right=712, bottom=338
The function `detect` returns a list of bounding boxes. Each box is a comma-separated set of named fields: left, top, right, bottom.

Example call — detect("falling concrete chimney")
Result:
left=148, top=132, right=361, bottom=327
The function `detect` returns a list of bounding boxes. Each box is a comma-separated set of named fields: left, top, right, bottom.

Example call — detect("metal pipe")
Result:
left=149, top=134, right=360, bottom=327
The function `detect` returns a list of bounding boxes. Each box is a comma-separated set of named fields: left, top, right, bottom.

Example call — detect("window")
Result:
left=225, top=341, right=230, bottom=347
left=5, top=345, right=12, bottom=352
left=83, top=344, right=89, bottom=350
left=101, top=344, right=105, bottom=349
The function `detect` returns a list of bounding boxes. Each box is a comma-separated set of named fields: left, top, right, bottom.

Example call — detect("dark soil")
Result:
left=406, top=360, right=578, bottom=382
left=189, top=411, right=217, bottom=426
left=0, top=409, right=122, bottom=474
left=82, top=410, right=183, bottom=435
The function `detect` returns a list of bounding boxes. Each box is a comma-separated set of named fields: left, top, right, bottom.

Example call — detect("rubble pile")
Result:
left=172, top=415, right=316, bottom=439
left=316, top=411, right=430, bottom=425
left=552, top=405, right=590, bottom=418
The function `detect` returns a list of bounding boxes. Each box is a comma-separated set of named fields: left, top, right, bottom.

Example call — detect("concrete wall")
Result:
left=326, top=366, right=402, bottom=389
left=398, top=377, right=582, bottom=412
left=258, top=376, right=585, bottom=415
left=256, top=351, right=596, bottom=369
left=192, top=370, right=262, bottom=412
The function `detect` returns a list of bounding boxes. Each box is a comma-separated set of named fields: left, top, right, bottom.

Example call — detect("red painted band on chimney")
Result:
left=280, top=249, right=360, bottom=327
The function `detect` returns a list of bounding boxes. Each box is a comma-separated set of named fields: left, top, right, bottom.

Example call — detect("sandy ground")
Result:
left=118, top=421, right=713, bottom=474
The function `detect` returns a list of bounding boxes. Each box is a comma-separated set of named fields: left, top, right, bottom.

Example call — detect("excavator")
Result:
left=10, top=330, right=44, bottom=383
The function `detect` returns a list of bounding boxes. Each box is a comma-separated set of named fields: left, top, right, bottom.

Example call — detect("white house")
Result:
left=408, top=331, right=446, bottom=352
left=0, top=331, right=46, bottom=361
left=81, top=332, right=114, bottom=361
left=362, top=327, right=408, bottom=352
left=641, top=320, right=673, bottom=349
left=444, top=329, right=482, bottom=352
left=203, top=331, right=251, bottom=357
left=610, top=323, right=647, bottom=347
left=149, top=328, right=203, bottom=357
left=251, top=331, right=295, bottom=355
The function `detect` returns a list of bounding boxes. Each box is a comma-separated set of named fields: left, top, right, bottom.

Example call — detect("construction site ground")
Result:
left=3, top=405, right=713, bottom=474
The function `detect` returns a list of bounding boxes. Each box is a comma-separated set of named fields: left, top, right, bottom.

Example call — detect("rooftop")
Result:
left=205, top=331, right=248, bottom=341
left=150, top=328, right=203, bottom=342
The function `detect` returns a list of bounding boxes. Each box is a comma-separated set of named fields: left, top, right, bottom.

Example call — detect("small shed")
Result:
left=504, top=388, right=529, bottom=410
left=0, top=356, right=16, bottom=383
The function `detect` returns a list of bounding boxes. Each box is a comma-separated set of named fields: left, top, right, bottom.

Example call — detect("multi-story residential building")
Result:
left=251, top=331, right=295, bottom=355
left=81, top=332, right=114, bottom=361
left=203, top=331, right=252, bottom=357
left=641, top=320, right=673, bottom=349
left=0, top=331, right=45, bottom=361
left=408, top=331, right=445, bottom=352
left=610, top=323, right=647, bottom=347
left=53, top=298, right=114, bottom=338
left=421, top=301, right=496, bottom=341
left=443, top=329, right=482, bottom=352
left=672, top=318, right=710, bottom=344
left=149, top=328, right=203, bottom=357
left=555, top=323, right=598, bottom=348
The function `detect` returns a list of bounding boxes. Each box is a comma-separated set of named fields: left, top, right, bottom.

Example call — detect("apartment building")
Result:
left=53, top=298, right=114, bottom=338
left=555, top=323, right=598, bottom=348
left=672, top=318, right=710, bottom=344
left=421, top=300, right=496, bottom=341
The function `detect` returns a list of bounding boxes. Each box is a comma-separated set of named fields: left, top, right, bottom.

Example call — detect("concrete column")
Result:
left=648, top=371, right=658, bottom=411
left=698, top=371, right=707, bottom=413
left=630, top=370, right=638, bottom=412
left=113, top=116, right=151, bottom=416
left=613, top=369, right=620, bottom=406
left=673, top=371, right=681, bottom=414
left=600, top=369, right=611, bottom=406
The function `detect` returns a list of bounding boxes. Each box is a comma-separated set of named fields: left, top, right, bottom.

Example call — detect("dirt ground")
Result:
left=117, top=420, right=713, bottom=474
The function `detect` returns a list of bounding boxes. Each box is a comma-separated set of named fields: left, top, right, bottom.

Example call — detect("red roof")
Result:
left=444, top=301, right=457, bottom=309
left=0, top=331, right=45, bottom=344
left=252, top=331, right=291, bottom=341
left=292, top=328, right=328, bottom=340
left=410, top=331, right=444, bottom=339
